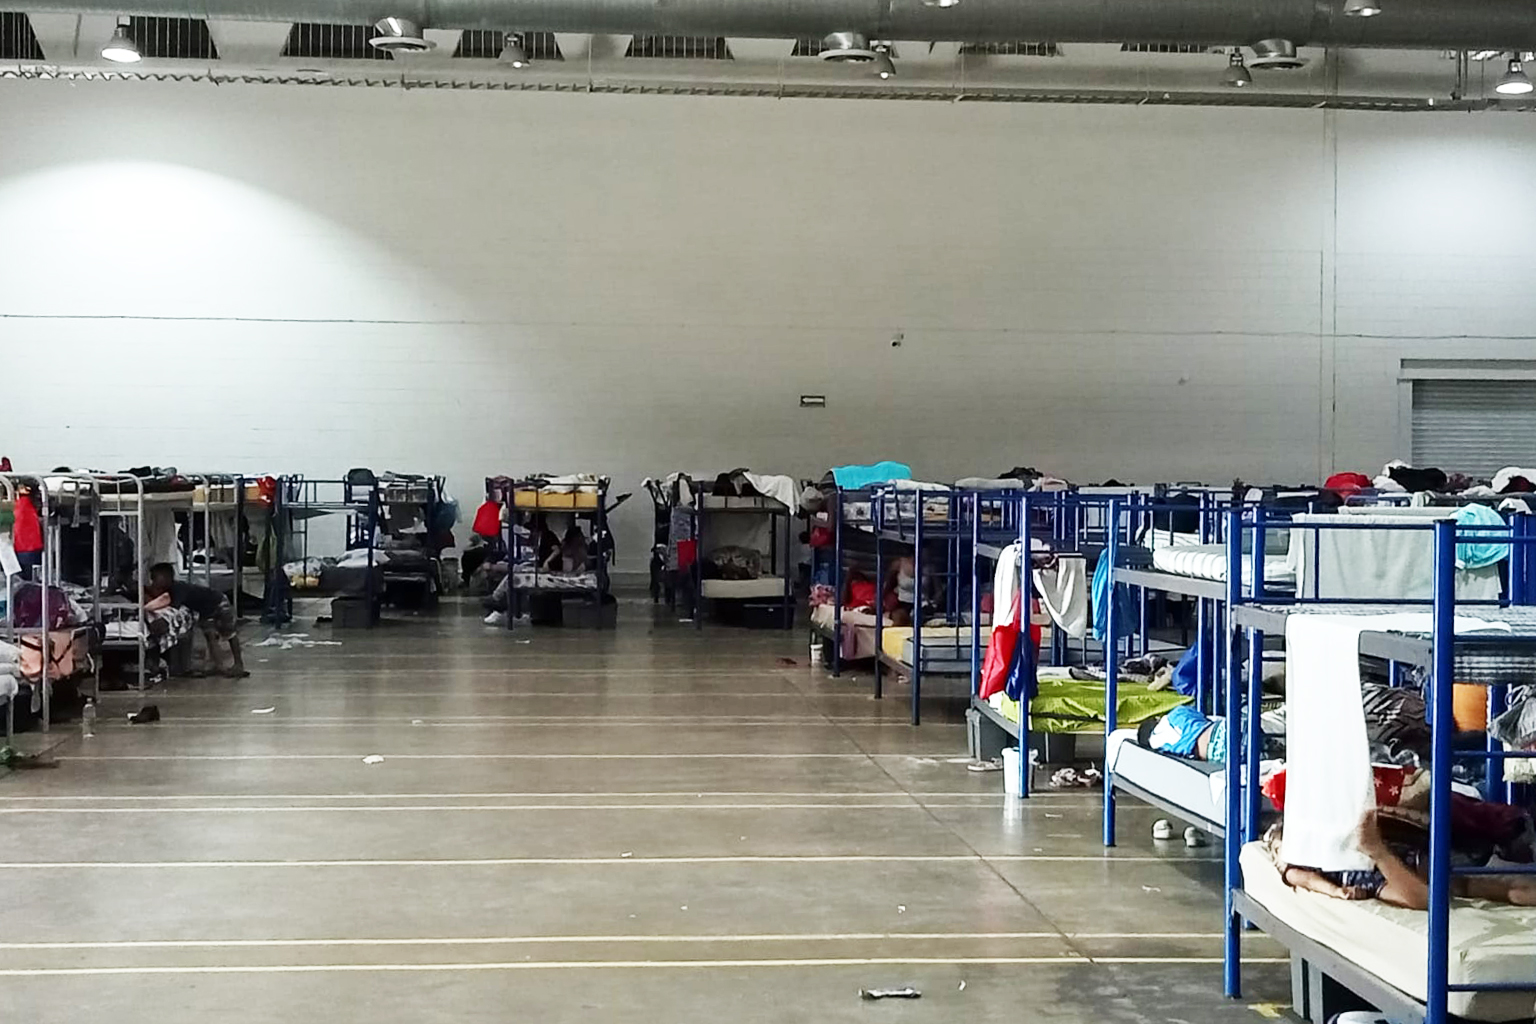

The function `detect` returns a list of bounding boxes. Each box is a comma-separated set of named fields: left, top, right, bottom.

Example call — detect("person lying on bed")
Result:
left=1264, top=811, right=1536, bottom=909
left=1137, top=705, right=1226, bottom=762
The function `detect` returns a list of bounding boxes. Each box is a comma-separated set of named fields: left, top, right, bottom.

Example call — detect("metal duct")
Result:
left=14, top=0, right=1536, bottom=51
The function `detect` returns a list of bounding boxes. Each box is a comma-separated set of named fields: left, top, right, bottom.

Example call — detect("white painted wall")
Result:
left=0, top=82, right=1530, bottom=562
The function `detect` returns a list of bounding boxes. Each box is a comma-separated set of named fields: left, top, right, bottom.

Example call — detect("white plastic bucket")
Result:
left=1002, top=747, right=1022, bottom=797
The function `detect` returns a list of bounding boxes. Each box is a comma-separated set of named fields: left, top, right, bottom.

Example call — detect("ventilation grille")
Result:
left=128, top=17, right=217, bottom=59
left=626, top=35, right=731, bottom=59
left=454, top=29, right=561, bottom=60
left=1121, top=42, right=1223, bottom=54
left=283, top=23, right=393, bottom=60
left=960, top=41, right=1061, bottom=57
left=0, top=12, right=43, bottom=60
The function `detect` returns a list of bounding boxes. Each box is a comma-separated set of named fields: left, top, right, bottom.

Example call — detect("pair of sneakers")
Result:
left=1152, top=818, right=1208, bottom=847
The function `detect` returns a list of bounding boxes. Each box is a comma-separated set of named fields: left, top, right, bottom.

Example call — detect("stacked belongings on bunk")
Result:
left=693, top=469, right=798, bottom=629
left=643, top=473, right=699, bottom=610
left=5, top=581, right=95, bottom=729
left=477, top=475, right=623, bottom=628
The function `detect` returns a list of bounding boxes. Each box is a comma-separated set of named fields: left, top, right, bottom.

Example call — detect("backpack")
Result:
left=12, top=583, right=74, bottom=630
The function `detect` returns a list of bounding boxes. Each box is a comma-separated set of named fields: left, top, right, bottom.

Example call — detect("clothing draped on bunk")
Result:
left=979, top=542, right=1041, bottom=703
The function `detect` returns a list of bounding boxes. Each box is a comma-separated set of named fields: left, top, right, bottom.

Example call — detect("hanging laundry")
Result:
left=12, top=493, right=41, bottom=554
left=979, top=543, right=1041, bottom=702
left=1451, top=503, right=1510, bottom=569
left=471, top=500, right=502, bottom=539
left=1091, top=554, right=1137, bottom=642
left=1032, top=558, right=1088, bottom=639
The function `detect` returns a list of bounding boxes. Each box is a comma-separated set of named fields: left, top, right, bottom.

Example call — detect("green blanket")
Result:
left=993, top=680, right=1191, bottom=735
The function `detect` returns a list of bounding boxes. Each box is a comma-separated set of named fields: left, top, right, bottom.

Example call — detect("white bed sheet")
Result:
left=701, top=577, right=787, bottom=600
left=1151, top=544, right=1295, bottom=585
left=1107, top=729, right=1227, bottom=827
left=1240, top=842, right=1536, bottom=1021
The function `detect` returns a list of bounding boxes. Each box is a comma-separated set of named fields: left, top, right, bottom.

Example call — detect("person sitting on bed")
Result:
left=882, top=556, right=918, bottom=627
left=1264, top=811, right=1536, bottom=909
left=1138, top=705, right=1226, bottom=762
left=146, top=563, right=248, bottom=679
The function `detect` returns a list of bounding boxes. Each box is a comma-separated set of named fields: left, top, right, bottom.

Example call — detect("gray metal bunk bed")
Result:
left=491, top=475, right=614, bottom=631
left=690, top=490, right=795, bottom=631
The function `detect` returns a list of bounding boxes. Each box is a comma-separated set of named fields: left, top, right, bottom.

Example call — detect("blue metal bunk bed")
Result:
left=967, top=490, right=1097, bottom=796
left=863, top=485, right=1026, bottom=726
left=808, top=485, right=878, bottom=676
left=1102, top=492, right=1246, bottom=844
left=1223, top=513, right=1536, bottom=1024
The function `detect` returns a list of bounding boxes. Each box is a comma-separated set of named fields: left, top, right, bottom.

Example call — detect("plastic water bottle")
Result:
left=81, top=700, right=97, bottom=739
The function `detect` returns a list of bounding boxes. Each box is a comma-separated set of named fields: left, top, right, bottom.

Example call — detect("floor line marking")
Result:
left=0, top=932, right=1247, bottom=950
left=0, top=854, right=1214, bottom=868
left=55, top=754, right=960, bottom=762
left=0, top=792, right=1086, bottom=801
left=82, top=720, right=915, bottom=730
left=0, top=791, right=1010, bottom=801
left=0, top=956, right=1288, bottom=977
left=0, top=802, right=1027, bottom=814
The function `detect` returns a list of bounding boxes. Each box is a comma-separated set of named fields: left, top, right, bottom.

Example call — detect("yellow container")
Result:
left=514, top=490, right=576, bottom=509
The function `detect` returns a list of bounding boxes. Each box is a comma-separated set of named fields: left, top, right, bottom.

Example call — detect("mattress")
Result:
left=1152, top=543, right=1295, bottom=585
left=1108, top=728, right=1227, bottom=826
left=1239, top=842, right=1536, bottom=1021
left=699, top=495, right=788, bottom=512
left=700, top=576, right=787, bottom=600
left=879, top=625, right=977, bottom=666
left=992, top=684, right=1192, bottom=735
left=810, top=603, right=881, bottom=661
left=511, top=571, right=598, bottom=591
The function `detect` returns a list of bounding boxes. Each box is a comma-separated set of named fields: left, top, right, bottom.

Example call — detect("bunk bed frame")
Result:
left=691, top=492, right=795, bottom=631
left=265, top=475, right=383, bottom=628
left=1223, top=514, right=1536, bottom=1024
left=491, top=475, right=613, bottom=631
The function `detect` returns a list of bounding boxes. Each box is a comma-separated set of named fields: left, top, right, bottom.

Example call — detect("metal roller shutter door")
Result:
left=1412, top=379, right=1536, bottom=477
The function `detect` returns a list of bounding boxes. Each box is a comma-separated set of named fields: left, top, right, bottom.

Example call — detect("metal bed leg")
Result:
left=831, top=490, right=843, bottom=677
left=910, top=501, right=924, bottom=727
left=1224, top=511, right=1244, bottom=999
left=1425, top=522, right=1455, bottom=1024
left=1102, top=497, right=1121, bottom=848
left=873, top=520, right=884, bottom=701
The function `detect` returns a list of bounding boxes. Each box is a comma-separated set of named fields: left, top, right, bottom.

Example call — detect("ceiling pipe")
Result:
left=15, top=0, right=1536, bottom=50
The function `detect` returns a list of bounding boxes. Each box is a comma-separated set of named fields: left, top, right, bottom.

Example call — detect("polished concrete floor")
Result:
left=0, top=599, right=1290, bottom=1022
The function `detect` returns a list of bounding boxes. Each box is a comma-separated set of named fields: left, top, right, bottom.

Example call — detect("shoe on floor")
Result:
left=1152, top=818, right=1174, bottom=841
left=483, top=611, right=507, bottom=627
left=127, top=705, right=161, bottom=725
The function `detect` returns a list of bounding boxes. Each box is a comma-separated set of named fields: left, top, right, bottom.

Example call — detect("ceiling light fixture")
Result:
left=873, top=45, right=896, bottom=79
left=1343, top=0, right=1382, bottom=17
left=1496, top=56, right=1534, bottom=95
left=500, top=32, right=528, bottom=67
left=820, top=31, right=877, bottom=62
left=1222, top=49, right=1252, bottom=87
left=100, top=19, right=140, bottom=63
left=369, top=17, right=435, bottom=54
left=921, top=0, right=962, bottom=7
